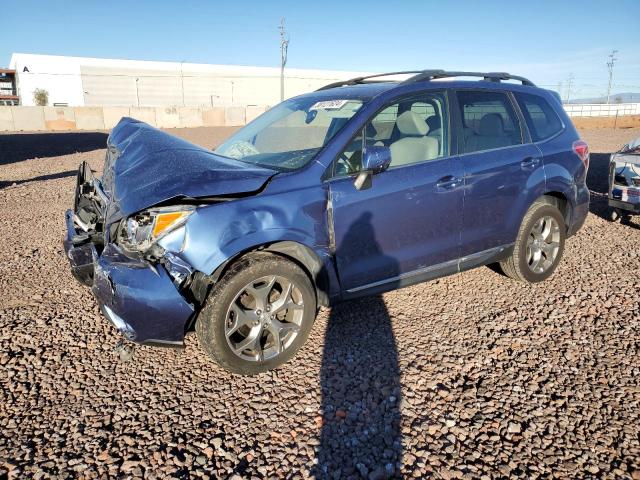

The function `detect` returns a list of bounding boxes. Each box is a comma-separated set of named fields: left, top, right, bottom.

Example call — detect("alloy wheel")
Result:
left=224, top=275, right=304, bottom=362
left=526, top=215, right=561, bottom=274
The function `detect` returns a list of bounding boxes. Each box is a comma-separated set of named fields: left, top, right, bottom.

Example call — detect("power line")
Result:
left=565, top=73, right=574, bottom=103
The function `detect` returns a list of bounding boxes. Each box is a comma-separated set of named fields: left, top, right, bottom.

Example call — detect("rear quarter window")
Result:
left=515, top=92, right=564, bottom=142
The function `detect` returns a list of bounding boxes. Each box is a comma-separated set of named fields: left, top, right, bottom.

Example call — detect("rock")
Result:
left=369, top=466, right=388, bottom=480
left=507, top=422, right=522, bottom=434
left=356, top=463, right=369, bottom=478
left=97, top=450, right=110, bottom=462
left=121, top=460, right=139, bottom=471
left=202, top=447, right=214, bottom=459
left=212, top=438, right=223, bottom=450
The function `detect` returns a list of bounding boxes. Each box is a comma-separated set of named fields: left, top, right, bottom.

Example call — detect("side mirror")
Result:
left=354, top=146, right=391, bottom=190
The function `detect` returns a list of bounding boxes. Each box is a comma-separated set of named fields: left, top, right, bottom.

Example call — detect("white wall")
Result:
left=563, top=102, right=640, bottom=117
left=9, top=53, right=372, bottom=107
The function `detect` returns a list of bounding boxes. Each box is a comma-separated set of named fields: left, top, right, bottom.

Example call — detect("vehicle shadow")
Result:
left=586, top=152, right=611, bottom=220
left=620, top=216, right=640, bottom=230
left=0, top=132, right=108, bottom=165
left=0, top=170, right=77, bottom=190
left=315, top=212, right=402, bottom=479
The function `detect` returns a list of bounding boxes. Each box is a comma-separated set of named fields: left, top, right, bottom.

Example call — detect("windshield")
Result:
left=215, top=97, right=364, bottom=170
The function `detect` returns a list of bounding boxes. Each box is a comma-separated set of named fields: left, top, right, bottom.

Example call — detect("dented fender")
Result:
left=178, top=182, right=336, bottom=290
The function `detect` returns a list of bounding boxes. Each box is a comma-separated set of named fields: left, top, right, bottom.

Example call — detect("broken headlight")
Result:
left=119, top=206, right=194, bottom=252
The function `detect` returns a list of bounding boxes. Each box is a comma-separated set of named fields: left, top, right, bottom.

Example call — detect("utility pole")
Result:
left=565, top=73, right=574, bottom=103
left=279, top=17, right=289, bottom=102
left=180, top=60, right=185, bottom=106
left=606, top=49, right=618, bottom=104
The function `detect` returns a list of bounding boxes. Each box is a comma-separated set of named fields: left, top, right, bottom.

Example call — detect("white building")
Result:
left=9, top=53, right=370, bottom=107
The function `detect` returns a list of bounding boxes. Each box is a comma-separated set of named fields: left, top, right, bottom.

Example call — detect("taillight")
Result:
left=573, top=140, right=589, bottom=171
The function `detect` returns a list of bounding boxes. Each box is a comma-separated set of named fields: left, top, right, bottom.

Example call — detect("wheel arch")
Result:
left=208, top=241, right=336, bottom=308
left=538, top=191, right=572, bottom=231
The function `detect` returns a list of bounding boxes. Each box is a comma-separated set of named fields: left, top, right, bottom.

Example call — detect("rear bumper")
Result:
left=567, top=185, right=590, bottom=237
left=63, top=209, right=194, bottom=346
left=609, top=198, right=640, bottom=213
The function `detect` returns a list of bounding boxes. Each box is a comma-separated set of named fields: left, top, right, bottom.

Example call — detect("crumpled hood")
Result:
left=101, top=117, right=276, bottom=222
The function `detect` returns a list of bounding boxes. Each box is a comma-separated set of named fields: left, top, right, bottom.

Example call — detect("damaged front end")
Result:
left=63, top=162, right=196, bottom=346
left=63, top=162, right=104, bottom=286
left=62, top=118, right=279, bottom=346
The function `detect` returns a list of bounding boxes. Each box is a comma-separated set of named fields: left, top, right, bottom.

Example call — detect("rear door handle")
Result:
left=436, top=175, right=462, bottom=191
left=521, top=157, right=541, bottom=170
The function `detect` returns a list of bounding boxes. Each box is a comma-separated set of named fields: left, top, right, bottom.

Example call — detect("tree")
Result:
left=33, top=88, right=49, bottom=106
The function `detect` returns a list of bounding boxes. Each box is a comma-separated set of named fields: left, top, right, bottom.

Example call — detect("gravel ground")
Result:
left=0, top=126, right=639, bottom=479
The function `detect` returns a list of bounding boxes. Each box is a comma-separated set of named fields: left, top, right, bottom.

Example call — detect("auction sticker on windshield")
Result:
left=309, top=100, right=349, bottom=111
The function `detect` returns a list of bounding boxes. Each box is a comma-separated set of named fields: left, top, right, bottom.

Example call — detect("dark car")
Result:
left=63, top=70, right=590, bottom=374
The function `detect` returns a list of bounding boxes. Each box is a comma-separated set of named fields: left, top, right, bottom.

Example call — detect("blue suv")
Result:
left=63, top=70, right=590, bottom=374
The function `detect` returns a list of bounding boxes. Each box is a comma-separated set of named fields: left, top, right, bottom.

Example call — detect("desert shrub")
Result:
left=33, top=88, right=49, bottom=106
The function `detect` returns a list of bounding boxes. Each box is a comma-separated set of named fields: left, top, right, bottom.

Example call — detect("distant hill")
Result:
left=568, top=92, right=640, bottom=104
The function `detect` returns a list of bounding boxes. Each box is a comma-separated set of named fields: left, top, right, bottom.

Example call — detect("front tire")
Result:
left=500, top=200, right=566, bottom=283
left=196, top=253, right=317, bottom=375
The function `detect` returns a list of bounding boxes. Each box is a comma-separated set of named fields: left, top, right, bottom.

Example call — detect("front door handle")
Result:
left=436, top=175, right=462, bottom=191
left=521, top=157, right=541, bottom=170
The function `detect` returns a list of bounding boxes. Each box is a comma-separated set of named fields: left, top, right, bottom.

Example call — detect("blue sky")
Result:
left=2, top=0, right=639, bottom=98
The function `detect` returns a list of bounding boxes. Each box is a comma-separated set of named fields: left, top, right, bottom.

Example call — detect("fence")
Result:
left=0, top=105, right=269, bottom=132
left=563, top=103, right=640, bottom=117
left=2, top=102, right=640, bottom=133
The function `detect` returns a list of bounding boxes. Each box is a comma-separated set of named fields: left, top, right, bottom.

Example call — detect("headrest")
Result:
left=478, top=113, right=504, bottom=136
left=365, top=122, right=378, bottom=138
left=426, top=115, right=441, bottom=131
left=396, top=111, right=429, bottom=136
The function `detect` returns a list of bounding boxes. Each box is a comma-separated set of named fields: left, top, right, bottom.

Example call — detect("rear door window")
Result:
left=515, top=92, right=564, bottom=141
left=456, top=90, right=523, bottom=154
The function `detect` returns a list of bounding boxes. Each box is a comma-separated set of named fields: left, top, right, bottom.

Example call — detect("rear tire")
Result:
left=196, top=253, right=316, bottom=375
left=500, top=200, right=566, bottom=283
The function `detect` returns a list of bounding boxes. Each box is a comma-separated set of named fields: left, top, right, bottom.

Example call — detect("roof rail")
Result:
left=317, top=69, right=535, bottom=91
left=316, top=71, right=426, bottom=91
left=403, top=70, right=536, bottom=86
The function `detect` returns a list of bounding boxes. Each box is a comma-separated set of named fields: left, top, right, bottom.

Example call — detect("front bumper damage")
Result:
left=92, top=244, right=194, bottom=346
left=62, top=164, right=195, bottom=346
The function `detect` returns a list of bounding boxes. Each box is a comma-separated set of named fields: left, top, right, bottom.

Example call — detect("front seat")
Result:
left=389, top=111, right=439, bottom=167
left=465, top=113, right=511, bottom=152
left=426, top=115, right=442, bottom=138
left=426, top=115, right=443, bottom=154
